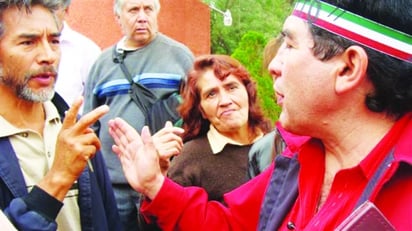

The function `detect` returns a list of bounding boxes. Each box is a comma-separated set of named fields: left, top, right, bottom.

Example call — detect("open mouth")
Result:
left=275, top=91, right=284, bottom=105
left=31, top=73, right=56, bottom=85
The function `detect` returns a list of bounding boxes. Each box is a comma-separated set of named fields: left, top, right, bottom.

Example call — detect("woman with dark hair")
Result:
left=168, top=54, right=273, bottom=202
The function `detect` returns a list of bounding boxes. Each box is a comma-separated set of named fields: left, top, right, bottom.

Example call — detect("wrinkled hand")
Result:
left=108, top=118, right=165, bottom=199
left=39, top=97, right=108, bottom=201
left=152, top=121, right=184, bottom=175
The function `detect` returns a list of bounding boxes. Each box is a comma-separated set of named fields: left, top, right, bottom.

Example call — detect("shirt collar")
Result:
left=116, top=33, right=159, bottom=52
left=207, top=124, right=263, bottom=154
left=43, top=100, right=61, bottom=124
left=299, top=113, right=412, bottom=182
left=360, top=112, right=412, bottom=177
left=0, top=101, right=60, bottom=138
left=116, top=36, right=135, bottom=52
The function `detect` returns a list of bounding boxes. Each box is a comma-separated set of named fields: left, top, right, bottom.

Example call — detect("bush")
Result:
left=232, top=31, right=281, bottom=123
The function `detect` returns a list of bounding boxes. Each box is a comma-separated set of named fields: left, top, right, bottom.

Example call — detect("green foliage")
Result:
left=204, top=0, right=292, bottom=55
left=231, top=31, right=281, bottom=122
left=202, top=0, right=292, bottom=122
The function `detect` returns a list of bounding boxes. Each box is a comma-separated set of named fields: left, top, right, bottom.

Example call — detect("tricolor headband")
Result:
left=292, top=0, right=412, bottom=63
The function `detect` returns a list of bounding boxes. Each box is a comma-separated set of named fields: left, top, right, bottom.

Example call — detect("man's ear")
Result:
left=334, top=45, right=368, bottom=94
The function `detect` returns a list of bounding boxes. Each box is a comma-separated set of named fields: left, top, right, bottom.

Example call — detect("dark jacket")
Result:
left=0, top=93, right=122, bottom=231
left=248, top=123, right=310, bottom=178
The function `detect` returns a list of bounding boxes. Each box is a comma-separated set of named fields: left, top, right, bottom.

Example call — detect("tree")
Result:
left=203, top=0, right=292, bottom=122
left=204, top=0, right=292, bottom=55
left=231, top=31, right=280, bottom=122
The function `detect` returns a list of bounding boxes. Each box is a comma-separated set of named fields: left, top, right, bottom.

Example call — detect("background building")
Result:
left=66, top=0, right=210, bottom=56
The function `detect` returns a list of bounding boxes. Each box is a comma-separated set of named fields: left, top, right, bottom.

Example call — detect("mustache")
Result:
left=23, top=66, right=58, bottom=84
left=27, top=66, right=58, bottom=77
left=0, top=66, right=58, bottom=86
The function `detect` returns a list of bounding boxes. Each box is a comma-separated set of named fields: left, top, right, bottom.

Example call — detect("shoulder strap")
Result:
left=112, top=47, right=157, bottom=114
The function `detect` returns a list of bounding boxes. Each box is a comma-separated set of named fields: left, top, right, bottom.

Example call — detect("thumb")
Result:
left=164, top=121, right=173, bottom=128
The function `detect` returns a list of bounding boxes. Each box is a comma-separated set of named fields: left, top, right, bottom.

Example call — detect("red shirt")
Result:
left=142, top=114, right=412, bottom=230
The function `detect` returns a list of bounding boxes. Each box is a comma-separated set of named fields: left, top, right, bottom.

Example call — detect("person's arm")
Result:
left=4, top=187, right=61, bottom=231
left=4, top=98, right=109, bottom=230
left=139, top=167, right=271, bottom=231
left=109, top=117, right=164, bottom=199
left=108, top=117, right=273, bottom=230
left=37, top=98, right=109, bottom=201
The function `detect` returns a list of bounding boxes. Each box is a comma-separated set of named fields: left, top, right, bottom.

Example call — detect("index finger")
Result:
left=61, top=97, right=83, bottom=129
left=73, top=105, right=109, bottom=133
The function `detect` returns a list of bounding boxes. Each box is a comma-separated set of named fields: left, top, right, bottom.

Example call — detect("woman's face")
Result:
left=198, top=70, right=250, bottom=137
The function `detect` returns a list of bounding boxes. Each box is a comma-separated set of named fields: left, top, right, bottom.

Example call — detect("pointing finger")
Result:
left=62, top=97, right=83, bottom=129
left=74, top=105, right=109, bottom=133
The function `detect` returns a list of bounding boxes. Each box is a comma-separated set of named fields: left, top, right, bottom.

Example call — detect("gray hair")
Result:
left=113, top=0, right=160, bottom=16
left=60, top=0, right=70, bottom=8
left=0, top=0, right=61, bottom=37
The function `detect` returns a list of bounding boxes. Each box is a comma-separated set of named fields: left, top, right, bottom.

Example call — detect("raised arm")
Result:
left=38, top=97, right=109, bottom=200
left=108, top=117, right=165, bottom=199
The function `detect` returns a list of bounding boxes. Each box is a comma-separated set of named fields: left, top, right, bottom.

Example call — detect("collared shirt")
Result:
left=207, top=125, right=263, bottom=154
left=279, top=113, right=411, bottom=230
left=0, top=101, right=81, bottom=231
left=141, top=114, right=412, bottom=231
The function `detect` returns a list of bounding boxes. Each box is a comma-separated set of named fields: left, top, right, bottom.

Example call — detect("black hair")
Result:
left=305, top=0, right=412, bottom=118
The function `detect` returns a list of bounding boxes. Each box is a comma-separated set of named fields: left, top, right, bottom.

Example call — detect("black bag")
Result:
left=113, top=48, right=183, bottom=133
left=146, top=92, right=182, bottom=132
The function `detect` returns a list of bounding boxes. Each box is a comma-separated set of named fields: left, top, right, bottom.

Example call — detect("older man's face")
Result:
left=117, top=0, right=159, bottom=49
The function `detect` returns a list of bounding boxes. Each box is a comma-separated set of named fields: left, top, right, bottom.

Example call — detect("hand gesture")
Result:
left=108, top=117, right=165, bottom=199
left=152, top=121, right=184, bottom=175
left=38, top=97, right=109, bottom=201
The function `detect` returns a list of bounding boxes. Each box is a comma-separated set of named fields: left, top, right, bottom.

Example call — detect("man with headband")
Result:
left=108, top=0, right=412, bottom=230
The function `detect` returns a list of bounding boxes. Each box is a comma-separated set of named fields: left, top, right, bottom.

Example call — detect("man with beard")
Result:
left=0, top=0, right=121, bottom=230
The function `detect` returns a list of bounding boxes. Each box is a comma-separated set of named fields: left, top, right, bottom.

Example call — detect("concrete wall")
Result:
left=66, top=0, right=210, bottom=56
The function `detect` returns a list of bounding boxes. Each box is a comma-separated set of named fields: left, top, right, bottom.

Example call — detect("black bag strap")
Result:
left=112, top=47, right=156, bottom=114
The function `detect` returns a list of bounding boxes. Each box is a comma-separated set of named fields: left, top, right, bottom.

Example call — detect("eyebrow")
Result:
left=200, top=86, right=216, bottom=98
left=280, top=29, right=295, bottom=42
left=18, top=32, right=61, bottom=39
left=223, top=79, right=240, bottom=87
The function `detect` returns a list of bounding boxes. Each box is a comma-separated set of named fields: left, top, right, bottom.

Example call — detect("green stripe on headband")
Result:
left=293, top=0, right=412, bottom=63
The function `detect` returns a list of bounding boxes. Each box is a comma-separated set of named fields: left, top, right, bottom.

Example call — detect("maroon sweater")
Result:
left=168, top=135, right=252, bottom=202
